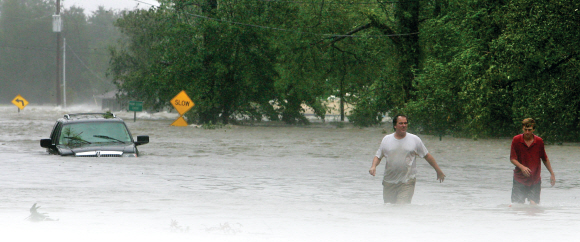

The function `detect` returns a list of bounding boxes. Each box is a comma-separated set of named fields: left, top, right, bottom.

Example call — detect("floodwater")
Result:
left=1, top=105, right=579, bottom=242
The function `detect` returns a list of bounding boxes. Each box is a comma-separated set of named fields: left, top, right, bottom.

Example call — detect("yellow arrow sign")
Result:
left=170, top=90, right=194, bottom=115
left=171, top=116, right=189, bottom=126
left=12, top=94, right=29, bottom=110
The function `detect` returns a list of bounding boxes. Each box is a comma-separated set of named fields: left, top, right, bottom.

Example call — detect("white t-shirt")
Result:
left=375, top=132, right=428, bottom=184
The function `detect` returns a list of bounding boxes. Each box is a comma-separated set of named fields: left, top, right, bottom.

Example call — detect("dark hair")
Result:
left=392, top=115, right=407, bottom=130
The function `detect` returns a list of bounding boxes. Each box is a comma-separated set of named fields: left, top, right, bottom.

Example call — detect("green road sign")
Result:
left=128, top=101, right=143, bottom=112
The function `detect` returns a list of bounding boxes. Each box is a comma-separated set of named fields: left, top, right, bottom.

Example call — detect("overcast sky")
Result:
left=62, top=0, right=158, bottom=13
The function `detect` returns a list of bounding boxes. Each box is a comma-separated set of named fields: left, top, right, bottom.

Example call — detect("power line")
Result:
left=0, top=45, right=110, bottom=56
left=133, top=0, right=158, bottom=7
left=136, top=0, right=419, bottom=37
left=247, top=0, right=418, bottom=4
left=0, top=45, right=55, bottom=52
left=67, top=44, right=109, bottom=82
left=0, top=15, right=52, bottom=27
left=1, top=0, right=417, bottom=54
left=133, top=0, right=417, bottom=7
left=182, top=12, right=417, bottom=38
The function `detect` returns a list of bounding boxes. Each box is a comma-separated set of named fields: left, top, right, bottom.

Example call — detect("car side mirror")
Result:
left=135, top=135, right=149, bottom=146
left=40, top=139, right=53, bottom=148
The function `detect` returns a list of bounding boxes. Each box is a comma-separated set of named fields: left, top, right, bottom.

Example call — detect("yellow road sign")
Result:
left=12, top=94, right=29, bottom=110
left=170, top=90, right=194, bottom=115
left=171, top=116, right=188, bottom=127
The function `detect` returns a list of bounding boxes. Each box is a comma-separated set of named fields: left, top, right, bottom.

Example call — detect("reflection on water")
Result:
left=1, top=106, right=579, bottom=241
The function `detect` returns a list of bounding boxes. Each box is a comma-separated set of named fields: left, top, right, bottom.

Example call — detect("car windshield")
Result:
left=58, top=122, right=132, bottom=147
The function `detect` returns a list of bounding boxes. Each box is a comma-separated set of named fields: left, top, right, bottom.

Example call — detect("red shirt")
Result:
left=510, top=134, right=547, bottom=186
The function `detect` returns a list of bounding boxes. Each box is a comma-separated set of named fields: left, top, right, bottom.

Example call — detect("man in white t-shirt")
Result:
left=369, top=115, right=445, bottom=204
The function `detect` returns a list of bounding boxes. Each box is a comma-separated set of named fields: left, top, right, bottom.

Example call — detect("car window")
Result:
left=59, top=122, right=132, bottom=147
left=51, top=122, right=62, bottom=144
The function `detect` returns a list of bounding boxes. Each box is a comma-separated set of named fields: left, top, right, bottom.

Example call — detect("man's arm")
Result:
left=369, top=156, right=381, bottom=176
left=509, top=139, right=532, bottom=177
left=542, top=157, right=556, bottom=186
left=424, top=153, right=445, bottom=182
left=511, top=159, right=531, bottom=177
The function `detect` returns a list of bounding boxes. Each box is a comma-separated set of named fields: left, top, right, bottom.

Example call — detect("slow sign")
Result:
left=170, top=90, right=194, bottom=115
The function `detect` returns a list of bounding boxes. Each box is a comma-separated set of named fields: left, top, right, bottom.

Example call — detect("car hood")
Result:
left=57, top=144, right=135, bottom=157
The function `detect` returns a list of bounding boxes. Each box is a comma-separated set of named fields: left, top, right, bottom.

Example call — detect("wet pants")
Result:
left=382, top=178, right=416, bottom=204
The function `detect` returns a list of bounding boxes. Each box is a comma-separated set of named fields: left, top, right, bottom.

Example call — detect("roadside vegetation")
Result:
left=1, top=0, right=579, bottom=142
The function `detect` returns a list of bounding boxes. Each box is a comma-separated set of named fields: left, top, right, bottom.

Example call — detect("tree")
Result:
left=494, top=0, right=580, bottom=141
left=86, top=7, right=122, bottom=96
left=407, top=0, right=580, bottom=141
left=312, top=1, right=427, bottom=126
left=107, top=0, right=580, bottom=142
left=110, top=0, right=288, bottom=124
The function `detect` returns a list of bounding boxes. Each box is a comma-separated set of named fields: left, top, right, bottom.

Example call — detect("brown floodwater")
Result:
left=1, top=105, right=579, bottom=242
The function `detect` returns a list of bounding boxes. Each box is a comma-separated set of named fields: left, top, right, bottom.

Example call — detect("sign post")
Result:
left=170, top=90, right=194, bottom=126
left=128, top=101, right=143, bottom=122
left=11, top=94, right=29, bottom=113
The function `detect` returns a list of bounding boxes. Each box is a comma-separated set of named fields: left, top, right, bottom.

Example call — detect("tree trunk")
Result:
left=394, top=2, right=420, bottom=102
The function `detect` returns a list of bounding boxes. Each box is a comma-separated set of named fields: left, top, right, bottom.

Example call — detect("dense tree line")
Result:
left=409, top=1, right=580, bottom=141
left=110, top=0, right=391, bottom=124
left=4, top=0, right=578, bottom=142
left=0, top=0, right=121, bottom=104
left=109, top=0, right=580, bottom=141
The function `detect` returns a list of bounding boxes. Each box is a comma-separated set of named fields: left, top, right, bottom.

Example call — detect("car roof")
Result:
left=57, top=113, right=125, bottom=124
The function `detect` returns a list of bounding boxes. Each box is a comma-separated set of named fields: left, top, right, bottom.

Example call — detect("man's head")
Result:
left=392, top=115, right=408, bottom=136
left=522, top=118, right=536, bottom=140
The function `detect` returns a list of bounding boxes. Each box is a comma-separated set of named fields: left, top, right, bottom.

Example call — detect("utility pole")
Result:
left=340, top=77, right=344, bottom=121
left=54, top=0, right=62, bottom=106
left=340, top=52, right=345, bottom=121
left=63, top=38, right=66, bottom=108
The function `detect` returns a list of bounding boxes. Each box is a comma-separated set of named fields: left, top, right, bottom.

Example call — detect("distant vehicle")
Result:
left=40, top=113, right=149, bottom=157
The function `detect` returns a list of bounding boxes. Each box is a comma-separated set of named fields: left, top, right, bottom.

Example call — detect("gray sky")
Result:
left=62, top=0, right=158, bottom=13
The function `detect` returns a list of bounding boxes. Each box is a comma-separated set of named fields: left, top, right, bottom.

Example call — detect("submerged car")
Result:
left=40, top=113, right=149, bottom=157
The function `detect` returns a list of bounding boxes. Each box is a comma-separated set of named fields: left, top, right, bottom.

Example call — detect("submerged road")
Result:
left=1, top=105, right=579, bottom=241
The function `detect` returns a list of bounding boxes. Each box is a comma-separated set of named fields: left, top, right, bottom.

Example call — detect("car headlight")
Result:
left=122, top=153, right=137, bottom=157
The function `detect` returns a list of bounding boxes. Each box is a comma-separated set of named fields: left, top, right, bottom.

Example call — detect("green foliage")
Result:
left=61, top=126, right=83, bottom=147
left=491, top=0, right=580, bottom=142
left=111, top=1, right=288, bottom=124
left=201, top=120, right=224, bottom=130
left=404, top=0, right=580, bottom=141
left=4, top=0, right=568, bottom=141
left=103, top=111, right=114, bottom=119
left=347, top=77, right=401, bottom=127
left=109, top=0, right=405, bottom=125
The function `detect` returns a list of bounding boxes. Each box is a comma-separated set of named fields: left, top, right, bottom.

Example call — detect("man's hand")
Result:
left=369, top=167, right=376, bottom=176
left=520, top=165, right=532, bottom=177
left=424, top=153, right=445, bottom=183
left=369, top=156, right=381, bottom=176
left=436, top=171, right=445, bottom=183
left=550, top=174, right=556, bottom=187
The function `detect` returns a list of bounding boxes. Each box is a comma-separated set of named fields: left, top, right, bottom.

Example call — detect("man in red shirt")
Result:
left=510, top=118, right=556, bottom=205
